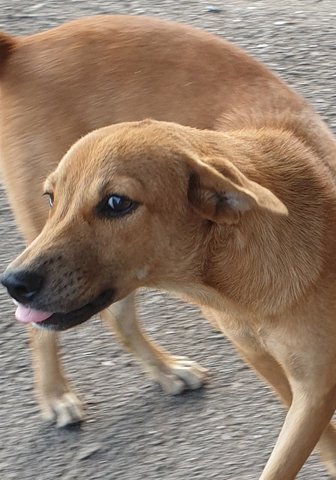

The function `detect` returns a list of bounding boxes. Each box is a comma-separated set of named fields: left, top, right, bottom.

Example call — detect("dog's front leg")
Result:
left=254, top=329, right=336, bottom=480
left=259, top=379, right=336, bottom=480
left=29, top=327, right=83, bottom=427
left=225, top=328, right=336, bottom=478
left=242, top=347, right=336, bottom=479
left=100, top=292, right=207, bottom=394
left=316, top=423, right=336, bottom=478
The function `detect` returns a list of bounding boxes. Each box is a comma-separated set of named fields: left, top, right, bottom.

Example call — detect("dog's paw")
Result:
left=41, top=391, right=84, bottom=428
left=323, top=460, right=336, bottom=479
left=153, top=356, right=208, bottom=395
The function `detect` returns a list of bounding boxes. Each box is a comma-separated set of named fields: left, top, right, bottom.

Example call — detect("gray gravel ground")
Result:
left=0, top=1, right=335, bottom=479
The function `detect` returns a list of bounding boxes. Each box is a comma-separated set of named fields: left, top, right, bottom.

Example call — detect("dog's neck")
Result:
left=189, top=128, right=336, bottom=317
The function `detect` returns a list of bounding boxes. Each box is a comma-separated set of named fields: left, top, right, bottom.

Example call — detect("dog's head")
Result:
left=1, top=120, right=286, bottom=330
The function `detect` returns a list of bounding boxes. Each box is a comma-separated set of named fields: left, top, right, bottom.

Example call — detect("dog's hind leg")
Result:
left=100, top=292, right=208, bottom=394
left=30, top=327, right=83, bottom=427
left=4, top=193, right=84, bottom=427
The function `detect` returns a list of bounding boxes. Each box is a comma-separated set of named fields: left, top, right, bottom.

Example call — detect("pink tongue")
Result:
left=15, top=303, right=53, bottom=324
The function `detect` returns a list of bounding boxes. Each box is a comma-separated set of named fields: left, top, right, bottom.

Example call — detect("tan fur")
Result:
left=1, top=15, right=336, bottom=480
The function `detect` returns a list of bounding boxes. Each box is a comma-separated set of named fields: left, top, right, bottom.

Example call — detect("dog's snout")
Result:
left=1, top=270, right=44, bottom=303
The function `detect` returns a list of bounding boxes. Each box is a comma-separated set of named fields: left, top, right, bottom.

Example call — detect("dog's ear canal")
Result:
left=187, top=156, right=288, bottom=225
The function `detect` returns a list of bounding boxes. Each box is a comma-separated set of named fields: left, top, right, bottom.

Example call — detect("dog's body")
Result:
left=1, top=15, right=336, bottom=480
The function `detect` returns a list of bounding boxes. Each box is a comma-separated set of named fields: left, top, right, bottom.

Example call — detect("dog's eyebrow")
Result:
left=98, top=178, right=127, bottom=196
left=98, top=180, right=113, bottom=197
left=98, top=176, right=146, bottom=200
left=43, top=175, right=56, bottom=192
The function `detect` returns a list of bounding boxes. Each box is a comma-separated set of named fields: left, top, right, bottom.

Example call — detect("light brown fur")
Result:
left=1, top=15, right=336, bottom=480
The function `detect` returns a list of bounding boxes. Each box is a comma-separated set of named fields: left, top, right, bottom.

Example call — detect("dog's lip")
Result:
left=32, top=289, right=115, bottom=331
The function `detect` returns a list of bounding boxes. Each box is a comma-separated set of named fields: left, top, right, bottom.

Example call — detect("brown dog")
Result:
left=1, top=15, right=336, bottom=480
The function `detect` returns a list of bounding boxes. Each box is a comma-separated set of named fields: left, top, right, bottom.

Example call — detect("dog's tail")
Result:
left=0, top=32, right=16, bottom=76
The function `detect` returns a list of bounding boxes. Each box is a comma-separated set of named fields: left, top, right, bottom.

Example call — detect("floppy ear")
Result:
left=0, top=32, right=16, bottom=75
left=187, top=155, right=287, bottom=225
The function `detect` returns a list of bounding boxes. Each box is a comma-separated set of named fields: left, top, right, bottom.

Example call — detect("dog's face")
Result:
left=1, top=120, right=286, bottom=330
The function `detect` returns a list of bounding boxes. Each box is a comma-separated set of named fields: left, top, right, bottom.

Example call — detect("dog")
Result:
left=1, top=15, right=336, bottom=480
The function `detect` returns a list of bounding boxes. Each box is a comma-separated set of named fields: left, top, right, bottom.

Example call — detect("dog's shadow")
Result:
left=31, top=384, right=210, bottom=464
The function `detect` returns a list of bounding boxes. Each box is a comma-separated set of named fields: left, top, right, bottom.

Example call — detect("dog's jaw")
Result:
left=29, top=289, right=115, bottom=331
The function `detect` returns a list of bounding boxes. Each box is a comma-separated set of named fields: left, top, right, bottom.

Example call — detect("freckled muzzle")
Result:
left=1, top=264, right=115, bottom=331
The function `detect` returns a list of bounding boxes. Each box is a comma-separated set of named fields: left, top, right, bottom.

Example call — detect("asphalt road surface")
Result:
left=0, top=1, right=335, bottom=479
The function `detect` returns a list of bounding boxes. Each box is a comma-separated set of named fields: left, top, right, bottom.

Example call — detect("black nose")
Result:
left=1, top=270, right=44, bottom=303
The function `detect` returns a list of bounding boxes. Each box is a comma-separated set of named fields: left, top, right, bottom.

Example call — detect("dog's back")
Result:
left=2, top=16, right=334, bottom=240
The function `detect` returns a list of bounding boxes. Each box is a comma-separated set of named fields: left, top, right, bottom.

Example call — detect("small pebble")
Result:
left=77, top=443, right=102, bottom=460
left=206, top=6, right=222, bottom=13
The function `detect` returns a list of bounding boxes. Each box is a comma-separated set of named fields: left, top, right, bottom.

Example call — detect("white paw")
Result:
left=324, top=460, right=336, bottom=479
left=41, top=391, right=84, bottom=428
left=151, top=356, right=208, bottom=395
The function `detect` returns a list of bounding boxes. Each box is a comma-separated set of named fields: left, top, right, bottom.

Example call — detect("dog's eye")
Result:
left=99, top=194, right=138, bottom=218
left=43, top=192, right=54, bottom=208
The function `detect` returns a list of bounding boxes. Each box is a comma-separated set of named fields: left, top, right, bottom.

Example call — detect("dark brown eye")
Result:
left=98, top=194, right=138, bottom=218
left=43, top=192, right=54, bottom=208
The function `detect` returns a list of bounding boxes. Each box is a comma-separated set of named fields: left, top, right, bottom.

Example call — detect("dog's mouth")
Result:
left=14, top=290, right=115, bottom=331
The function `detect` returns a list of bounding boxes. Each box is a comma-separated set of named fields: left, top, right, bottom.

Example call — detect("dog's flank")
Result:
left=1, top=15, right=336, bottom=480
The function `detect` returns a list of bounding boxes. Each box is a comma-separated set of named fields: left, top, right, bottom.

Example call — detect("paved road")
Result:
left=0, top=1, right=335, bottom=479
